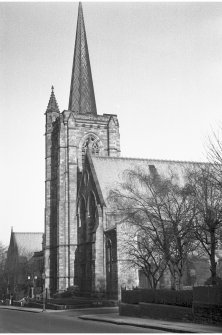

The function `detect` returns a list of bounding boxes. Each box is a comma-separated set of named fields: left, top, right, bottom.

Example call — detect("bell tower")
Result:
left=44, top=2, right=121, bottom=294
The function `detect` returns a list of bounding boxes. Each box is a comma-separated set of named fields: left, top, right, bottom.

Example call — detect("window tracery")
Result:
left=82, top=135, right=100, bottom=166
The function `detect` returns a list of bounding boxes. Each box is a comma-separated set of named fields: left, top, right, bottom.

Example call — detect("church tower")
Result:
left=44, top=3, right=120, bottom=294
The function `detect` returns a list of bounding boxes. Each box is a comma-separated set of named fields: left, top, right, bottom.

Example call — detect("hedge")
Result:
left=121, top=288, right=193, bottom=307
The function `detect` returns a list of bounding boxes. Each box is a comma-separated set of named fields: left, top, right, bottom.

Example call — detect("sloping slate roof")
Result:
left=91, top=156, right=205, bottom=202
left=13, top=232, right=43, bottom=258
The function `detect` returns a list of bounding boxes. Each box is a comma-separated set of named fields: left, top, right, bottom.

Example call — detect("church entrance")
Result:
left=105, top=230, right=118, bottom=299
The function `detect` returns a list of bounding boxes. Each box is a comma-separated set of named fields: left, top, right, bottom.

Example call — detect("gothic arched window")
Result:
left=79, top=197, right=86, bottom=242
left=82, top=135, right=100, bottom=166
left=88, top=192, right=97, bottom=231
left=83, top=170, right=89, bottom=186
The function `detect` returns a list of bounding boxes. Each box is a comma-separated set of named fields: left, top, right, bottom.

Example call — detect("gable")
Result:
left=12, top=232, right=43, bottom=259
left=78, top=153, right=105, bottom=206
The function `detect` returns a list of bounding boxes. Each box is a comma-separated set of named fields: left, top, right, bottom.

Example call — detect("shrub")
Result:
left=53, top=285, right=80, bottom=299
left=121, top=288, right=144, bottom=304
left=154, top=289, right=193, bottom=307
left=60, top=291, right=72, bottom=298
left=67, top=285, right=80, bottom=294
left=193, top=286, right=222, bottom=305
left=204, top=277, right=222, bottom=286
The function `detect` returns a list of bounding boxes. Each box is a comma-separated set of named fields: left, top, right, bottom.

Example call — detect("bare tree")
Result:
left=206, top=128, right=222, bottom=192
left=109, top=166, right=197, bottom=290
left=0, top=242, right=8, bottom=298
left=208, top=130, right=222, bottom=166
left=118, top=224, right=167, bottom=289
left=186, top=165, right=222, bottom=285
left=6, top=246, right=35, bottom=298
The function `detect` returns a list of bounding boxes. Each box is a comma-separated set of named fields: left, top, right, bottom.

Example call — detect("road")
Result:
left=0, top=308, right=165, bottom=333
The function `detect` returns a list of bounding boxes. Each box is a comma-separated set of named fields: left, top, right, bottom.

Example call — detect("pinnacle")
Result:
left=68, top=2, right=97, bottom=115
left=47, top=85, right=60, bottom=112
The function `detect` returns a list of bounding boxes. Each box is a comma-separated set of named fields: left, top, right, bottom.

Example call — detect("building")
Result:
left=6, top=229, right=44, bottom=299
left=44, top=2, right=120, bottom=296
left=44, top=3, right=221, bottom=298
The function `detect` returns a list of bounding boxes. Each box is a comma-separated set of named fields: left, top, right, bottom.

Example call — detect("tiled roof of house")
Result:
left=12, top=232, right=43, bottom=258
left=90, top=156, right=207, bottom=202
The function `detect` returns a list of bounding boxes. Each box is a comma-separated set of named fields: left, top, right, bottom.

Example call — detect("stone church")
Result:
left=44, top=3, right=215, bottom=298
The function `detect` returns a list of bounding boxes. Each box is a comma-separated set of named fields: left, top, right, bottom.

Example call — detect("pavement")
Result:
left=1, top=305, right=222, bottom=333
left=79, top=313, right=222, bottom=333
left=0, top=305, right=43, bottom=313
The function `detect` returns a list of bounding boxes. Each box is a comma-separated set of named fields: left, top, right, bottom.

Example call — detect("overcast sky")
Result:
left=1, top=1, right=222, bottom=246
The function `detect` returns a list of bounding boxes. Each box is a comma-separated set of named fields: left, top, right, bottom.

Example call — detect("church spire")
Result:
left=68, top=2, right=97, bottom=115
left=46, top=85, right=60, bottom=112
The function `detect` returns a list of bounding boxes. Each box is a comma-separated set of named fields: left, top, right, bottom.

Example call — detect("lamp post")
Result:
left=27, top=275, right=31, bottom=298
left=27, top=275, right=38, bottom=299
left=42, top=273, right=46, bottom=312
left=33, top=276, right=37, bottom=299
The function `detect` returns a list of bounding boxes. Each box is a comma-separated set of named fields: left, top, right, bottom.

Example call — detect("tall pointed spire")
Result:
left=47, top=85, right=60, bottom=112
left=68, top=2, right=97, bottom=115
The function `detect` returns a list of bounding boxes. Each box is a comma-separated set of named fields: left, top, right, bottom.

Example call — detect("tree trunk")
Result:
left=153, top=279, right=158, bottom=290
left=170, top=271, right=176, bottom=290
left=210, top=227, right=217, bottom=285
left=177, top=272, right=183, bottom=290
left=168, top=264, right=183, bottom=290
left=210, top=254, right=217, bottom=285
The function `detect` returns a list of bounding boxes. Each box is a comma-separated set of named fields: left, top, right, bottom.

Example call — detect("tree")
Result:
left=205, top=129, right=222, bottom=192
left=108, top=166, right=197, bottom=290
left=186, top=165, right=222, bottom=285
left=0, top=242, right=8, bottom=298
left=117, top=223, right=167, bottom=289
left=6, top=245, right=36, bottom=298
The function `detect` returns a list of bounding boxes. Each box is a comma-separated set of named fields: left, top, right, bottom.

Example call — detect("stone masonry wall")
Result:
left=51, top=110, right=120, bottom=293
left=45, top=109, right=60, bottom=295
left=76, top=157, right=106, bottom=294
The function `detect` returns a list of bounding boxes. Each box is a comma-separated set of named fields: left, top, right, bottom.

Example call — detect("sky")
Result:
left=1, top=1, right=222, bottom=246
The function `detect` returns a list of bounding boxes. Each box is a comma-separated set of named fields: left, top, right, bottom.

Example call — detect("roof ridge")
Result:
left=93, top=155, right=208, bottom=165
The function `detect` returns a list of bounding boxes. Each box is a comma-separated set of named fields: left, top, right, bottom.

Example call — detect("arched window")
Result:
left=83, top=170, right=89, bottom=186
left=79, top=197, right=86, bottom=241
left=88, top=192, right=97, bottom=231
left=106, top=238, right=112, bottom=269
left=82, top=135, right=100, bottom=166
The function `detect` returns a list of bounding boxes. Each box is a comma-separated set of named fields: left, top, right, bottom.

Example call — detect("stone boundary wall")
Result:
left=120, top=286, right=222, bottom=325
left=193, top=286, right=222, bottom=324
left=193, top=303, right=222, bottom=325
left=121, top=288, right=193, bottom=307
left=119, top=302, right=193, bottom=321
